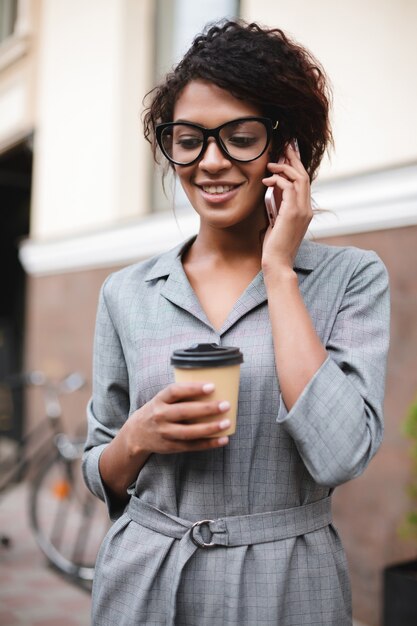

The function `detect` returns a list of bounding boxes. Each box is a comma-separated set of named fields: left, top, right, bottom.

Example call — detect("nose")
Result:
left=198, top=138, right=232, bottom=172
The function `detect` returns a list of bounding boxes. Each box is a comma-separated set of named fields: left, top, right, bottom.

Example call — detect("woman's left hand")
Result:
left=261, top=141, right=313, bottom=274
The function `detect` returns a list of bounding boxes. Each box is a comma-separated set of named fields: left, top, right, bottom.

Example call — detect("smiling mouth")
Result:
left=200, top=184, right=239, bottom=194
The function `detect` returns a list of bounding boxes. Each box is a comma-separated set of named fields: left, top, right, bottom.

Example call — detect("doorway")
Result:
left=0, top=135, right=32, bottom=442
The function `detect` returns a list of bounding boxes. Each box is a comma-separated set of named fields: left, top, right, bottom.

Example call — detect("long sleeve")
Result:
left=276, top=250, right=390, bottom=487
left=82, top=276, right=131, bottom=518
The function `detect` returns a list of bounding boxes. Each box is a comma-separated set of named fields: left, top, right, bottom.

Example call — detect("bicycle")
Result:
left=0, top=371, right=109, bottom=591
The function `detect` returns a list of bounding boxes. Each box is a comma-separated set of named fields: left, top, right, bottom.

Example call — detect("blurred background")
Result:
left=0, top=1, right=416, bottom=625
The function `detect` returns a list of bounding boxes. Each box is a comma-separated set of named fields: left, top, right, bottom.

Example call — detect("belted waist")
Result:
left=126, top=495, right=332, bottom=623
left=126, top=495, right=332, bottom=547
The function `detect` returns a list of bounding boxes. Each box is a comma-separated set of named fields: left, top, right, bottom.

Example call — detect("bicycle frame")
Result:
left=0, top=370, right=109, bottom=589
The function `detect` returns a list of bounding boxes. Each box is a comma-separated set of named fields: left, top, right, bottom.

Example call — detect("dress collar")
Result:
left=144, top=236, right=317, bottom=335
left=144, top=236, right=316, bottom=283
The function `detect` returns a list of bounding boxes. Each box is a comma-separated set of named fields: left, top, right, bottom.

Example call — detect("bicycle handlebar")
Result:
left=5, top=371, right=85, bottom=392
left=4, top=371, right=86, bottom=419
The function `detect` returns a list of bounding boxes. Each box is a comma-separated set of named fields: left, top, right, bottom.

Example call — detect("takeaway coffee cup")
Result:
left=171, top=343, right=244, bottom=437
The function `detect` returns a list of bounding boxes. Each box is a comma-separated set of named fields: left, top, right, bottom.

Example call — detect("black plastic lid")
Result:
left=171, top=343, right=244, bottom=368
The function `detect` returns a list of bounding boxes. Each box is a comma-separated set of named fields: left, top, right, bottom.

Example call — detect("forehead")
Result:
left=173, top=80, right=262, bottom=125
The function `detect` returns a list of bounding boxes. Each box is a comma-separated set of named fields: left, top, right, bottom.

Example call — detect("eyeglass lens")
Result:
left=160, top=119, right=269, bottom=165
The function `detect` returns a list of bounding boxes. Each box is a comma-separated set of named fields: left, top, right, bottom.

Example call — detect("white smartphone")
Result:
left=264, top=186, right=279, bottom=228
left=264, top=139, right=300, bottom=227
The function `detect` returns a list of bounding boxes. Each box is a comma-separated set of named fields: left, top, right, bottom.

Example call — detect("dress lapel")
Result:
left=160, top=261, right=214, bottom=329
left=217, top=271, right=266, bottom=335
left=144, top=237, right=317, bottom=335
left=145, top=239, right=213, bottom=329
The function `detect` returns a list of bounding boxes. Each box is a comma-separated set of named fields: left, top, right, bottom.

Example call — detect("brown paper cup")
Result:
left=171, top=344, right=243, bottom=437
left=173, top=364, right=241, bottom=436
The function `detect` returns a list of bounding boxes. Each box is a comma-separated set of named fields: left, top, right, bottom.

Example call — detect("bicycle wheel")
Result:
left=29, top=451, right=110, bottom=589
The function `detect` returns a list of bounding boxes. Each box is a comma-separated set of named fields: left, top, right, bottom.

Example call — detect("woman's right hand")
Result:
left=124, top=382, right=231, bottom=456
left=98, top=382, right=231, bottom=505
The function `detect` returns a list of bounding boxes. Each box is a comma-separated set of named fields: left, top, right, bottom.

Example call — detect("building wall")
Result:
left=0, top=0, right=39, bottom=150
left=242, top=0, right=417, bottom=178
left=23, top=263, right=112, bottom=436
left=31, top=0, right=154, bottom=239
left=323, top=226, right=417, bottom=626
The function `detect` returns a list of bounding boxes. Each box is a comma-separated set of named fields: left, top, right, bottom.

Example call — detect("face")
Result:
left=171, top=80, right=271, bottom=230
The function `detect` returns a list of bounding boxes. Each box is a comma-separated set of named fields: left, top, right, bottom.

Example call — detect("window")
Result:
left=0, top=0, right=18, bottom=45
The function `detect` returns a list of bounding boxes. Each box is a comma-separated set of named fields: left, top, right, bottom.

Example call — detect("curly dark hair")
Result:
left=143, top=19, right=333, bottom=181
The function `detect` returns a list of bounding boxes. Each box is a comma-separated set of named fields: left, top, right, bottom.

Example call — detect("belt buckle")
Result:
left=190, top=519, right=215, bottom=548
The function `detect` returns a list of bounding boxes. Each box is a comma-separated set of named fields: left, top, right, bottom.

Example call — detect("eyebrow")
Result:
left=171, top=118, right=255, bottom=127
left=173, top=118, right=202, bottom=124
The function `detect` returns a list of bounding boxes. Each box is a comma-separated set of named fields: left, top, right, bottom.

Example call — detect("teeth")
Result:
left=202, top=185, right=234, bottom=194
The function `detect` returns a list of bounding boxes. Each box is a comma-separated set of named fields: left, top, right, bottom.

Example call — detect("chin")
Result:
left=201, top=207, right=263, bottom=231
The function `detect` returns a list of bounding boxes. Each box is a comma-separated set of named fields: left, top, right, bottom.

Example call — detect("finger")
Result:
left=160, top=416, right=232, bottom=441
left=284, top=143, right=309, bottom=177
left=188, top=435, right=230, bottom=450
left=291, top=138, right=300, bottom=155
left=159, top=382, right=215, bottom=404
left=264, top=179, right=312, bottom=220
left=263, top=178, right=302, bottom=216
left=262, top=174, right=294, bottom=191
left=287, top=139, right=300, bottom=156
left=266, top=162, right=304, bottom=182
left=172, top=435, right=230, bottom=453
left=264, top=167, right=310, bottom=208
left=163, top=399, right=231, bottom=422
left=277, top=163, right=312, bottom=209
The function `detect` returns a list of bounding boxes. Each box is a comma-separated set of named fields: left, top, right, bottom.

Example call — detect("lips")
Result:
left=196, top=183, right=243, bottom=206
left=201, top=184, right=236, bottom=194
left=197, top=181, right=243, bottom=196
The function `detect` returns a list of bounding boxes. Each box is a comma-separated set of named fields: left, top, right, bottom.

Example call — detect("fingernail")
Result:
left=218, top=436, right=229, bottom=445
left=218, top=401, right=231, bottom=412
left=202, top=383, right=215, bottom=393
left=219, top=419, right=231, bottom=429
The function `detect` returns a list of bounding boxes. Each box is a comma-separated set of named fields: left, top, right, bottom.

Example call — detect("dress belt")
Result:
left=126, top=495, right=332, bottom=624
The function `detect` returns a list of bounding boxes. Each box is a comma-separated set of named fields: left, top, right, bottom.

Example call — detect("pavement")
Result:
left=0, top=483, right=91, bottom=626
left=0, top=482, right=370, bottom=626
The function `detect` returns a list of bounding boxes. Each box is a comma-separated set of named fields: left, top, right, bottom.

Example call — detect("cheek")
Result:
left=247, top=164, right=269, bottom=191
left=174, top=165, right=193, bottom=187
left=174, top=164, right=184, bottom=179
left=251, top=155, right=270, bottom=180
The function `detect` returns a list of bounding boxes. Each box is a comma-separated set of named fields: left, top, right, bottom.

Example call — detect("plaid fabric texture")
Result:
left=83, top=237, right=390, bottom=625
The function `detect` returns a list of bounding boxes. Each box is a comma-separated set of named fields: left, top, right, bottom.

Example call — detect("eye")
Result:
left=172, top=125, right=204, bottom=151
left=226, top=133, right=258, bottom=148
left=175, top=135, right=203, bottom=150
left=220, top=120, right=266, bottom=152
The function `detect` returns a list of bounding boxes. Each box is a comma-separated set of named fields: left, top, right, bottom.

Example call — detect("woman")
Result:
left=83, top=20, right=390, bottom=625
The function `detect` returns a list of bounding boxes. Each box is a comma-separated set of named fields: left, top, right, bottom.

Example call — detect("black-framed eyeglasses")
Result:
left=156, top=117, right=278, bottom=166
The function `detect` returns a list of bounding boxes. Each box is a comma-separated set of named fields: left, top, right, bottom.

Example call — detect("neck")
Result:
left=188, top=213, right=267, bottom=265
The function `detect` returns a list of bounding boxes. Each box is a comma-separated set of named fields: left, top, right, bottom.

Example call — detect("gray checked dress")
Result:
left=82, top=237, right=390, bottom=626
